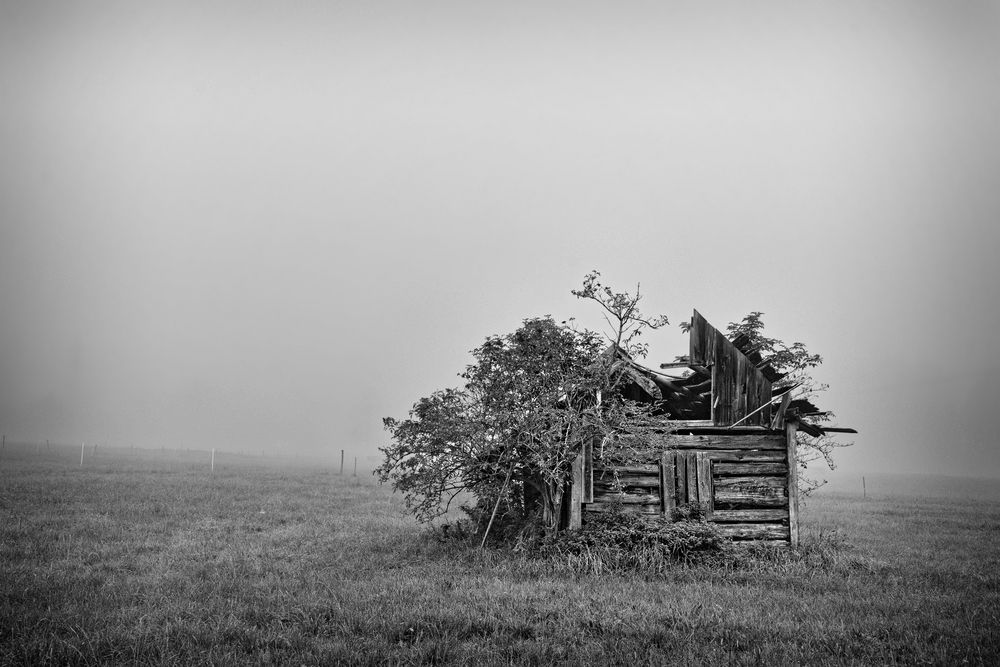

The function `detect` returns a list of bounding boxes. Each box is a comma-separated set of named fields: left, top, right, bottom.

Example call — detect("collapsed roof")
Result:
left=612, top=310, right=856, bottom=436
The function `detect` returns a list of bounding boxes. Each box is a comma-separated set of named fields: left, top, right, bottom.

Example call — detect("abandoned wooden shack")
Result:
left=564, top=310, right=855, bottom=546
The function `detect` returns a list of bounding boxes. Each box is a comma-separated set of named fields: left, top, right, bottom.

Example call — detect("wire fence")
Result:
left=0, top=438, right=380, bottom=479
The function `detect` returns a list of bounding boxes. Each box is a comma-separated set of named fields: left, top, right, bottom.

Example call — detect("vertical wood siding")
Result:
left=690, top=310, right=773, bottom=427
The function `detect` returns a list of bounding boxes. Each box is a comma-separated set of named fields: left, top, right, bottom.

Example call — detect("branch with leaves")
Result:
left=571, top=270, right=669, bottom=359
left=726, top=312, right=851, bottom=495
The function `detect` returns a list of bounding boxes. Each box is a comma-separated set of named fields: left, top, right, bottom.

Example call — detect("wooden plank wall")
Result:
left=659, top=451, right=713, bottom=516
left=580, top=431, right=793, bottom=542
left=586, top=463, right=662, bottom=515
left=689, top=310, right=772, bottom=427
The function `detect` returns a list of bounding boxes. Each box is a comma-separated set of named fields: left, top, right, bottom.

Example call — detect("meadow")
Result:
left=1, top=444, right=998, bottom=665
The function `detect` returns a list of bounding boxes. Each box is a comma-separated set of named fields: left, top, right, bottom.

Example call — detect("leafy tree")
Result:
left=725, top=312, right=851, bottom=494
left=376, top=388, right=478, bottom=524
left=378, top=274, right=668, bottom=537
left=378, top=317, right=607, bottom=534
left=571, top=270, right=669, bottom=360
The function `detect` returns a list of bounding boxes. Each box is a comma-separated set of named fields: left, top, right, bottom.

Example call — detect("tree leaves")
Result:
left=572, top=270, right=669, bottom=358
left=726, top=312, right=850, bottom=495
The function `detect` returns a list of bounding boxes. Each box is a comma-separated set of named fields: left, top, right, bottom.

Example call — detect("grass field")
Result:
left=2, top=444, right=999, bottom=665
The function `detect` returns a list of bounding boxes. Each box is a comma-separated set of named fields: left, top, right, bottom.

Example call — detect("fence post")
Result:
left=80, top=442, right=86, bottom=466
left=340, top=449, right=344, bottom=475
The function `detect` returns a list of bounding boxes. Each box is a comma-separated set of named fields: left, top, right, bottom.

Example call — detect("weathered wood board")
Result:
left=714, top=476, right=788, bottom=507
left=594, top=464, right=660, bottom=474
left=644, top=433, right=786, bottom=451
left=711, top=508, right=789, bottom=522
left=593, top=473, right=660, bottom=488
left=589, top=492, right=661, bottom=505
left=570, top=453, right=584, bottom=529
left=689, top=310, right=772, bottom=427
left=660, top=450, right=675, bottom=514
left=651, top=451, right=714, bottom=517
left=786, top=421, right=800, bottom=548
left=713, top=462, right=789, bottom=476
left=702, top=450, right=786, bottom=463
left=583, top=503, right=660, bottom=515
left=717, top=524, right=790, bottom=540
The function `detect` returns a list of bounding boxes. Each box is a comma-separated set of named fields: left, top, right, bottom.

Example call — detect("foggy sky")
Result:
left=2, top=1, right=999, bottom=478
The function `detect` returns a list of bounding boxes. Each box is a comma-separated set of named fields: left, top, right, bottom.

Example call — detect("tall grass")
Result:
left=2, top=445, right=998, bottom=664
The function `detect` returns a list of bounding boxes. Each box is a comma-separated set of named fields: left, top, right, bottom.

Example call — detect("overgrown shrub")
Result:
left=669, top=501, right=709, bottom=523
left=528, top=508, right=731, bottom=571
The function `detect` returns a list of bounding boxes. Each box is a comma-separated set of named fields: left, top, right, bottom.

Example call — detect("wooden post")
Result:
left=583, top=438, right=594, bottom=503
left=340, top=449, right=344, bottom=475
left=660, top=451, right=677, bottom=517
left=696, top=452, right=713, bottom=518
left=785, top=421, right=800, bottom=548
left=771, top=390, right=793, bottom=429
left=80, top=442, right=86, bottom=466
left=675, top=452, right=688, bottom=505
left=569, top=453, right=584, bottom=529
left=686, top=452, right=698, bottom=505
left=862, top=476, right=866, bottom=499
left=211, top=448, right=215, bottom=472
left=353, top=456, right=357, bottom=476
left=709, top=365, right=717, bottom=424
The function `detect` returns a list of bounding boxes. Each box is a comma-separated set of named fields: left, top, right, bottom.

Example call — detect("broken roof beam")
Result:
left=770, top=390, right=792, bottom=428
left=728, top=333, right=785, bottom=382
left=659, top=360, right=712, bottom=377
left=613, top=360, right=662, bottom=400
left=729, top=333, right=764, bottom=366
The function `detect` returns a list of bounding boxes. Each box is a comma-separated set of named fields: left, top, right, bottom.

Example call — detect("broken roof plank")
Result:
left=690, top=310, right=772, bottom=427
left=787, top=398, right=820, bottom=414
left=796, top=421, right=824, bottom=437
left=614, top=360, right=662, bottom=401
left=770, top=391, right=793, bottom=429
left=730, top=333, right=764, bottom=366
left=759, top=365, right=785, bottom=382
